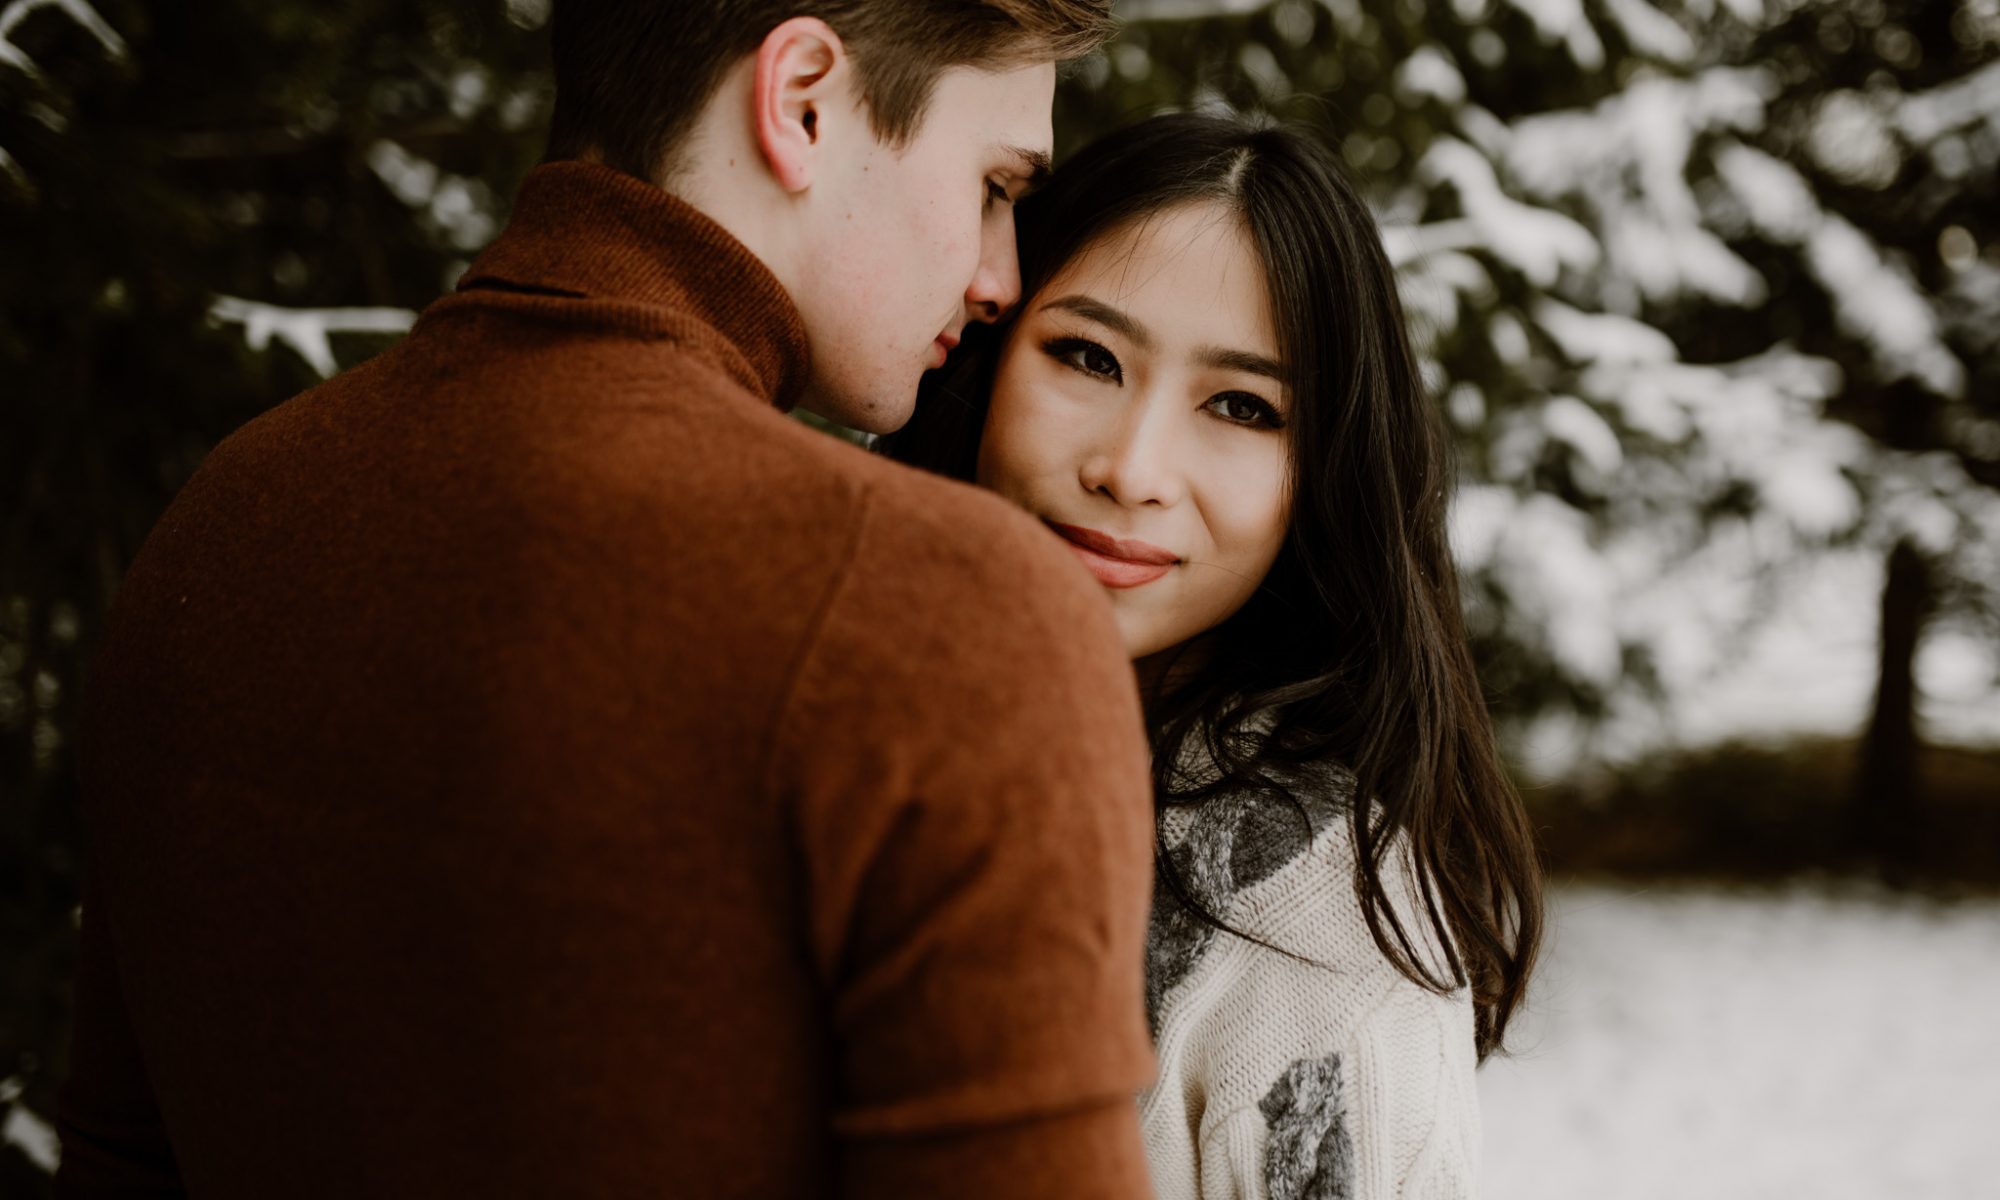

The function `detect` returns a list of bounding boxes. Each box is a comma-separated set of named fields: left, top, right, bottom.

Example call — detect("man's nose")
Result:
left=965, top=218, right=1023, bottom=323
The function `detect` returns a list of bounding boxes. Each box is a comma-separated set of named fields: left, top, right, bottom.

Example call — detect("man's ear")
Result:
left=751, top=17, right=848, bottom=195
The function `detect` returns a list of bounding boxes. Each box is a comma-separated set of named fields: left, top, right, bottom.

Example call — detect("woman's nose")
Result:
left=1078, top=394, right=1187, bottom=508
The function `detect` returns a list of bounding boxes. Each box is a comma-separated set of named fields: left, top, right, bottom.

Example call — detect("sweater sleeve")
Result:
left=768, top=484, right=1158, bottom=1200
left=1192, top=979, right=1481, bottom=1200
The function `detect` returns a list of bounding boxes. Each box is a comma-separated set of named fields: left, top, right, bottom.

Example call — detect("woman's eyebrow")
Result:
left=1042, top=294, right=1286, bottom=384
left=1041, top=294, right=1152, bottom=348
left=1198, top=346, right=1287, bottom=384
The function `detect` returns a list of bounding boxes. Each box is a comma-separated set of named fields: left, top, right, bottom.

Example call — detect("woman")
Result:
left=882, top=111, right=1543, bottom=1198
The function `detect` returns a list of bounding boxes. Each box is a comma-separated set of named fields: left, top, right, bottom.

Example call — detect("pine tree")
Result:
left=1097, top=0, right=1999, bottom=826
left=0, top=1, right=552, bottom=1179
left=1702, top=0, right=2000, bottom=872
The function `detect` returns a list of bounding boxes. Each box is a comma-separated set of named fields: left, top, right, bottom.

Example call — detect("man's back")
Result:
left=60, top=163, right=1155, bottom=1198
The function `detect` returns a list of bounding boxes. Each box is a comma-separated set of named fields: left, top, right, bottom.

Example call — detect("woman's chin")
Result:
left=1111, top=613, right=1158, bottom=663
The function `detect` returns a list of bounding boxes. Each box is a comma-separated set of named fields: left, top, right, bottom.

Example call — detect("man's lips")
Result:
left=1045, top=521, right=1179, bottom=589
left=929, top=328, right=961, bottom=369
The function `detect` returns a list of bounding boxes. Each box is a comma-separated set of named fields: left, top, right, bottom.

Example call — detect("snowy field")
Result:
left=1478, top=881, right=2000, bottom=1200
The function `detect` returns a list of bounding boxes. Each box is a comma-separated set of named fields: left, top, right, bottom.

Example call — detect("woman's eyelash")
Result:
left=1209, top=391, right=1287, bottom=430
left=1041, top=336, right=1122, bottom=383
left=1040, top=337, right=1281, bottom=429
left=986, top=180, right=1011, bottom=208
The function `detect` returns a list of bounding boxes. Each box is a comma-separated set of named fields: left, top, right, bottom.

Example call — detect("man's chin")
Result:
left=796, top=382, right=916, bottom=438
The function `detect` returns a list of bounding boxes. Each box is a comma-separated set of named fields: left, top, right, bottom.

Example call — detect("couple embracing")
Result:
left=59, top=2, right=1541, bottom=1197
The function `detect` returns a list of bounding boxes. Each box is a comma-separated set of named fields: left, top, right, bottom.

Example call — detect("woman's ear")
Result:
left=750, top=17, right=848, bottom=194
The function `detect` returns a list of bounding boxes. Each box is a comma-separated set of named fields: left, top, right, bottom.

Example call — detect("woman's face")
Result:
left=978, top=202, right=1292, bottom=661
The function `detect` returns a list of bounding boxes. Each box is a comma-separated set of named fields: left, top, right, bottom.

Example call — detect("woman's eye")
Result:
left=1042, top=337, right=1122, bottom=383
left=1208, top=391, right=1284, bottom=429
left=985, top=180, right=1011, bottom=210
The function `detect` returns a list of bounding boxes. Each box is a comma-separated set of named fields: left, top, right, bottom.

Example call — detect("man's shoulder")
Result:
left=841, top=450, right=1102, bottom=615
left=767, top=444, right=1136, bottom=751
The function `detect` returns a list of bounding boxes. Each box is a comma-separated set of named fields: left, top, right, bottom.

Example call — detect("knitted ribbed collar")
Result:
left=458, top=160, right=810, bottom=408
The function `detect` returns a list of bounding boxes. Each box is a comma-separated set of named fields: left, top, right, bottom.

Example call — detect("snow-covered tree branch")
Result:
left=0, top=0, right=124, bottom=74
left=0, top=0, right=126, bottom=185
left=208, top=296, right=418, bottom=378
left=1094, top=0, right=2000, bottom=757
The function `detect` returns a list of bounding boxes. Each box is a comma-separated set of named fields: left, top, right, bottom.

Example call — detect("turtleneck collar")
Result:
left=456, top=160, right=810, bottom=408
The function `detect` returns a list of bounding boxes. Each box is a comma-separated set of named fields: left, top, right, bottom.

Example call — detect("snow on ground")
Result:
left=1479, top=881, right=2000, bottom=1200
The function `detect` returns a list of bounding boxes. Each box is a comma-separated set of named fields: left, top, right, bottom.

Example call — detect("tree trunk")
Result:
left=1855, top=538, right=1932, bottom=879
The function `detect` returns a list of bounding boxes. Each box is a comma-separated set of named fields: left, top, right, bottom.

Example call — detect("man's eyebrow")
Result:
left=1000, top=144, right=1054, bottom=185
left=1041, top=294, right=1152, bottom=348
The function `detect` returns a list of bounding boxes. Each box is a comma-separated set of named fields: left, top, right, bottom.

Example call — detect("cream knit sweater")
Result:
left=1138, top=763, right=1480, bottom=1200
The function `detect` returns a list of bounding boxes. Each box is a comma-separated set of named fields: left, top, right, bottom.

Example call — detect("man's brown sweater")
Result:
left=58, top=161, right=1157, bottom=1198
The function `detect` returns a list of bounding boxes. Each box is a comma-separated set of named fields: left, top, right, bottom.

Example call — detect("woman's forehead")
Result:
left=1040, top=203, right=1281, bottom=363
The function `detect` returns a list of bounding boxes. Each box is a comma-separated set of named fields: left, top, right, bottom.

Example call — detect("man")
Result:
left=57, top=3, right=1156, bottom=1196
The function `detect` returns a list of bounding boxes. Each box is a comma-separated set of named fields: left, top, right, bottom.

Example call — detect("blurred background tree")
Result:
left=0, top=0, right=552, bottom=1183
left=1103, top=0, right=1999, bottom=871
left=2, top=0, right=1996, bottom=1188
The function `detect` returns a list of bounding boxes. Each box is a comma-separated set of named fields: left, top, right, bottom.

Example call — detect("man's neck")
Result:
left=644, top=61, right=808, bottom=316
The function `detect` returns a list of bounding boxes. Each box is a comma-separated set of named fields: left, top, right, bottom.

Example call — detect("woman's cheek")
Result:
left=976, top=368, right=1021, bottom=487
left=982, top=377, right=1075, bottom=493
left=1217, top=450, right=1292, bottom=582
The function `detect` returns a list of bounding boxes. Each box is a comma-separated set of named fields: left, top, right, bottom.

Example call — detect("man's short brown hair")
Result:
left=546, top=1, right=1113, bottom=181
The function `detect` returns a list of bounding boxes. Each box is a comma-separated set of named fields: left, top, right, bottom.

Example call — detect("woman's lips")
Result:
left=1044, top=521, right=1179, bottom=589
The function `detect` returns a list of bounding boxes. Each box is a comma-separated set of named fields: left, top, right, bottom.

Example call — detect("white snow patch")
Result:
left=1711, top=142, right=1962, bottom=396
left=1422, top=139, right=1600, bottom=287
left=504, top=0, right=551, bottom=30
left=1808, top=90, right=1902, bottom=188
left=1577, top=345, right=1842, bottom=458
left=1500, top=72, right=1777, bottom=304
left=1449, top=482, right=1517, bottom=572
left=1, top=1076, right=56, bottom=1173
left=1874, top=453, right=1974, bottom=555
left=1507, top=69, right=1774, bottom=200
left=1653, top=550, right=1885, bottom=746
left=1488, top=309, right=1534, bottom=367
left=1594, top=537, right=2000, bottom=754
left=1712, top=141, right=1820, bottom=241
left=1499, top=0, right=1607, bottom=67
left=1396, top=46, right=1468, bottom=107
left=1542, top=395, right=1625, bottom=475
left=1482, top=882, right=2000, bottom=1200
left=1494, top=494, right=1624, bottom=685
left=0, top=0, right=125, bottom=79
left=1536, top=299, right=1678, bottom=364
left=1896, top=57, right=2000, bottom=147
left=1606, top=213, right=1766, bottom=304
left=1602, top=0, right=1695, bottom=62
left=208, top=296, right=417, bottom=378
left=1236, top=41, right=1287, bottom=96
left=1757, top=450, right=1860, bottom=537
left=367, top=139, right=439, bottom=207
left=1807, top=218, right=1965, bottom=397
left=367, top=140, right=499, bottom=252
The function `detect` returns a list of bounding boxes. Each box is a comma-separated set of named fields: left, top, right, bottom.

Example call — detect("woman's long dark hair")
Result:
left=881, top=111, right=1541, bottom=1058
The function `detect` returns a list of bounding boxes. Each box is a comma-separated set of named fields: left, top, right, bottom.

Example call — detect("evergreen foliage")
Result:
left=2, top=0, right=1994, bottom=1180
